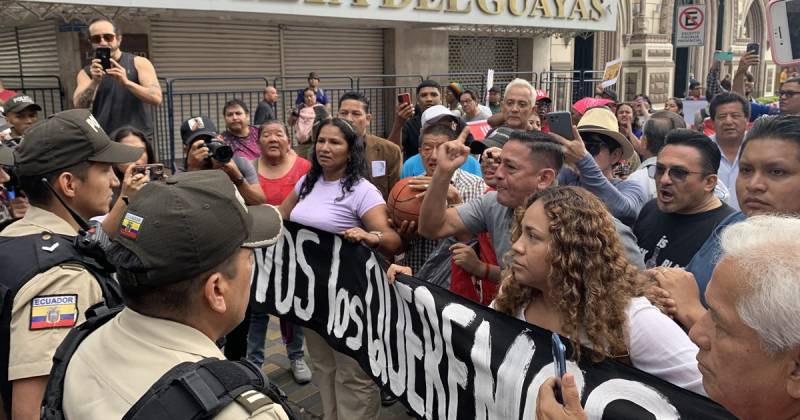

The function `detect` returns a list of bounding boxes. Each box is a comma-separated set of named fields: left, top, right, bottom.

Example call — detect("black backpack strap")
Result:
left=40, top=305, right=123, bottom=420
left=124, top=358, right=296, bottom=420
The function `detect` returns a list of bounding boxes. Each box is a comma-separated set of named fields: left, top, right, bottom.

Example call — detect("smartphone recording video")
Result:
left=551, top=333, right=567, bottom=404
left=398, top=93, right=411, bottom=105
left=133, top=164, right=166, bottom=182
left=769, top=0, right=800, bottom=64
left=95, top=47, right=112, bottom=70
left=546, top=112, right=574, bottom=140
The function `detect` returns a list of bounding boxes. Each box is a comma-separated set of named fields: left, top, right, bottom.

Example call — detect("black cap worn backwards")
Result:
left=180, top=115, right=219, bottom=147
left=14, top=109, right=143, bottom=176
left=115, top=170, right=283, bottom=286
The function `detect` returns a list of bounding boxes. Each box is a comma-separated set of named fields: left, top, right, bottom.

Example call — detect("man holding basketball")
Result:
left=403, top=124, right=485, bottom=273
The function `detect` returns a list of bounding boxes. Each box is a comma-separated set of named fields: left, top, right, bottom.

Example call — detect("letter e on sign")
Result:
left=679, top=6, right=703, bottom=31
left=675, top=5, right=705, bottom=47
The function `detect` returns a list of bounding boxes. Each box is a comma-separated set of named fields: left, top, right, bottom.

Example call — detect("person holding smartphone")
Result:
left=554, top=108, right=648, bottom=226
left=97, top=126, right=158, bottom=237
left=73, top=17, right=162, bottom=137
left=732, top=47, right=800, bottom=117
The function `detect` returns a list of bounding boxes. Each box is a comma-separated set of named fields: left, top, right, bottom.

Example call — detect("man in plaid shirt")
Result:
left=402, top=124, right=486, bottom=273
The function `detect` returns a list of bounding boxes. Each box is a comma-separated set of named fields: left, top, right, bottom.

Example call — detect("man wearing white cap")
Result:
left=400, top=105, right=482, bottom=178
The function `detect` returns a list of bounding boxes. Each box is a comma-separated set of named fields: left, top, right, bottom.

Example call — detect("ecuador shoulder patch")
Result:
left=29, top=294, right=78, bottom=330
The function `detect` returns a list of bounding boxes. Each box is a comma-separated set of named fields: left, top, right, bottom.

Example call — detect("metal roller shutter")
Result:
left=149, top=18, right=281, bottom=158
left=0, top=21, right=63, bottom=115
left=280, top=26, right=386, bottom=136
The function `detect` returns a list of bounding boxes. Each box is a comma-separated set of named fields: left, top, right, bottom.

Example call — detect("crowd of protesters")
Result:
left=1, top=15, right=800, bottom=420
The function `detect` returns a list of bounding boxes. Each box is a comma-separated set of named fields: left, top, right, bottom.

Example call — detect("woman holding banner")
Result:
left=492, top=186, right=705, bottom=395
left=279, top=117, right=401, bottom=420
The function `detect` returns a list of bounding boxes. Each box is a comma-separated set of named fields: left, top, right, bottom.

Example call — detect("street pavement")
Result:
left=261, top=315, right=415, bottom=419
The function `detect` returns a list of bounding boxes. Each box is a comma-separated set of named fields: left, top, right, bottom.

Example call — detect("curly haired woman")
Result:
left=492, top=186, right=705, bottom=395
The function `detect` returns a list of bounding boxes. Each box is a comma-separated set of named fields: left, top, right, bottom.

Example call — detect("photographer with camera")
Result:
left=0, top=109, right=143, bottom=419
left=181, top=116, right=265, bottom=205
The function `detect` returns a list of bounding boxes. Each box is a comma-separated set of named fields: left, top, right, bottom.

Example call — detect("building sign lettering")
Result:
left=39, top=0, right=616, bottom=31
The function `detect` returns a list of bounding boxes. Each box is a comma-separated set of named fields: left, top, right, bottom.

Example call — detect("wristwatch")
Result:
left=369, top=230, right=383, bottom=249
left=232, top=175, right=245, bottom=186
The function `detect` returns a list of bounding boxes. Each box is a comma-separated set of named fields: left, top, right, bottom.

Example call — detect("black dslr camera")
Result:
left=205, top=138, right=233, bottom=164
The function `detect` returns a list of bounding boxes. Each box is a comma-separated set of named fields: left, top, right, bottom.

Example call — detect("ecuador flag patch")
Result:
left=29, top=294, right=78, bottom=330
left=120, top=212, right=143, bottom=240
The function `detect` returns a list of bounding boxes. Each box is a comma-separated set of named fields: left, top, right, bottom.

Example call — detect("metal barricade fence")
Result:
left=272, top=75, right=354, bottom=132
left=427, top=72, right=486, bottom=107
left=148, top=78, right=173, bottom=168
left=157, top=76, right=269, bottom=169
left=539, top=70, right=583, bottom=112
left=0, top=75, right=65, bottom=117
left=356, top=74, right=423, bottom=137
left=487, top=71, right=538, bottom=97
left=147, top=70, right=609, bottom=168
left=579, top=70, right=606, bottom=102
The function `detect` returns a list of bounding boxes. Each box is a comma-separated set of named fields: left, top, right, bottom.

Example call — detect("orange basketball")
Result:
left=387, top=178, right=424, bottom=226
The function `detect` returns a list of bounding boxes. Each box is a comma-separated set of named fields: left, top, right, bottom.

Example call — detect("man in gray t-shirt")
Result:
left=455, top=191, right=514, bottom=268
left=419, top=128, right=645, bottom=282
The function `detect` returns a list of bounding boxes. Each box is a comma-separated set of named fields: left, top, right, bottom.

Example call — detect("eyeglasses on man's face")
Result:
left=649, top=163, right=708, bottom=182
left=90, top=33, right=116, bottom=44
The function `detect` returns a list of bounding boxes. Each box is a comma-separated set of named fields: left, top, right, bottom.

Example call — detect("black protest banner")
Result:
left=251, top=221, right=734, bottom=420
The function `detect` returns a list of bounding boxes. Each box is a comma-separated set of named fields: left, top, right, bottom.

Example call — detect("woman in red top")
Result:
left=255, top=120, right=312, bottom=205
left=247, top=119, right=313, bottom=384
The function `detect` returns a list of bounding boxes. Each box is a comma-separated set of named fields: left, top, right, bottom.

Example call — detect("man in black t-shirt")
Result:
left=73, top=18, right=161, bottom=136
left=389, top=80, right=442, bottom=160
left=634, top=129, right=735, bottom=268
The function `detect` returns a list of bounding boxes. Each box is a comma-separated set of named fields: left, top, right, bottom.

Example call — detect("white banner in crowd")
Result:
left=485, top=69, right=495, bottom=107
left=682, top=100, right=709, bottom=126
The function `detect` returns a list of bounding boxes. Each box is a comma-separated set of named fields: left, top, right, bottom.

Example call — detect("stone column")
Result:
left=619, top=0, right=675, bottom=105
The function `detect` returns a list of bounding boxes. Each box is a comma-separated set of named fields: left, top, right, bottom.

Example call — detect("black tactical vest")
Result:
left=0, top=231, right=122, bottom=417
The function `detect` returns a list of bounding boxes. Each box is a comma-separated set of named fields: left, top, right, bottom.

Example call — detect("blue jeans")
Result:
left=246, top=308, right=305, bottom=367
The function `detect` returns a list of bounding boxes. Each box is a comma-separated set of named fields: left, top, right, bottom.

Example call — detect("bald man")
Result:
left=254, top=86, right=279, bottom=126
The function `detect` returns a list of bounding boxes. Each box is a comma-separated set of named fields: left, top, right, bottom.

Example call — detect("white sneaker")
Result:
left=290, top=358, right=312, bottom=384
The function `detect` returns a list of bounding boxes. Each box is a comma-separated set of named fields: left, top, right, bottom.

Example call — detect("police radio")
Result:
left=41, top=178, right=115, bottom=270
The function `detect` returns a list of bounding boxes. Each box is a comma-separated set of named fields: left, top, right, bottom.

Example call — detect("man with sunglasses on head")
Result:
left=633, top=129, right=735, bottom=269
left=73, top=17, right=162, bottom=137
